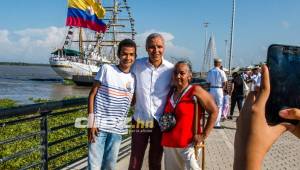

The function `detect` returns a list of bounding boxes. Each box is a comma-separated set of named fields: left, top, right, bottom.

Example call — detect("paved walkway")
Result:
left=117, top=110, right=300, bottom=170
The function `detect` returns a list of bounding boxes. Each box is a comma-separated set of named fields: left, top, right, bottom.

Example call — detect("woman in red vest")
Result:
left=161, top=60, right=218, bottom=170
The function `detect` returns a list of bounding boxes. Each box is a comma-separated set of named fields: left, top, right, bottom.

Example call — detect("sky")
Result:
left=0, top=0, right=299, bottom=71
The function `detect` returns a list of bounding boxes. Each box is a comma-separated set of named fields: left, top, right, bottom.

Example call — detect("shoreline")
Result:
left=0, top=62, right=50, bottom=66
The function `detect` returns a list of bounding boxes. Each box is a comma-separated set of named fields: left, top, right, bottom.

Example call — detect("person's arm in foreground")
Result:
left=193, top=86, right=218, bottom=145
left=87, top=81, right=100, bottom=143
left=234, top=65, right=289, bottom=170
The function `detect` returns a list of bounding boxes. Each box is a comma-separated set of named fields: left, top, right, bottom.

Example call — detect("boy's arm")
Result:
left=130, top=93, right=136, bottom=106
left=87, top=81, right=101, bottom=143
left=88, top=81, right=100, bottom=114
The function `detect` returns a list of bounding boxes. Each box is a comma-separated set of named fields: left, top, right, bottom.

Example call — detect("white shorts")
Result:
left=164, top=143, right=202, bottom=170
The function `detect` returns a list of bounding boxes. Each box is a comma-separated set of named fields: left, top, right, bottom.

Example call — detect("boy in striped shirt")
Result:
left=87, top=39, right=136, bottom=170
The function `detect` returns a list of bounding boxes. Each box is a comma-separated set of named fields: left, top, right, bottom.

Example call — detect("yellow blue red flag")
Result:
left=66, top=0, right=107, bottom=32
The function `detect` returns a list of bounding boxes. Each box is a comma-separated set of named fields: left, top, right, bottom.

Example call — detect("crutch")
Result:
left=193, top=96, right=205, bottom=170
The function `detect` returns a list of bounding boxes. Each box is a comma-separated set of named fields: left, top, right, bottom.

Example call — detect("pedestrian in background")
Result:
left=228, top=72, right=244, bottom=120
left=206, top=58, right=228, bottom=128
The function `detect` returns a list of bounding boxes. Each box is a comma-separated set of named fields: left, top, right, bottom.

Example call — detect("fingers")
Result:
left=273, top=123, right=289, bottom=135
left=280, top=122, right=296, bottom=132
left=88, top=128, right=98, bottom=143
left=280, top=122, right=300, bottom=138
left=291, top=123, right=300, bottom=138
left=279, top=108, right=300, bottom=120
left=254, top=65, right=270, bottom=109
left=95, top=128, right=99, bottom=136
left=88, top=129, right=93, bottom=143
left=239, top=92, right=256, bottom=117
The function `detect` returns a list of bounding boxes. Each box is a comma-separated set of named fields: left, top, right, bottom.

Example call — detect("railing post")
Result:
left=40, top=110, right=51, bottom=170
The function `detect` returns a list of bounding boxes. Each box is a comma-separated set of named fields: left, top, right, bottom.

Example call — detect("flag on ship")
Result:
left=66, top=0, right=107, bottom=32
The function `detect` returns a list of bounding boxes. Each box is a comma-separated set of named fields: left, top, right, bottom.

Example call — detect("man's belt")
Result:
left=210, top=86, right=223, bottom=88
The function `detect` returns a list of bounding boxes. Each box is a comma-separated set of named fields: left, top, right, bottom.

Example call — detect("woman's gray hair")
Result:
left=175, top=60, right=193, bottom=73
left=145, top=33, right=165, bottom=48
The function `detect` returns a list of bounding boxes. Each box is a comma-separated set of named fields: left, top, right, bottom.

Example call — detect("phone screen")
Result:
left=266, top=44, right=300, bottom=125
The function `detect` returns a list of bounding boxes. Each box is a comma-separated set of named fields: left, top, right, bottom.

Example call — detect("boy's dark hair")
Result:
left=117, top=39, right=137, bottom=58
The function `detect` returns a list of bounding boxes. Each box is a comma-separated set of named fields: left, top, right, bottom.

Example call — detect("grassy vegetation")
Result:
left=0, top=98, right=133, bottom=169
left=0, top=98, right=18, bottom=109
left=27, top=96, right=81, bottom=104
left=0, top=96, right=83, bottom=108
left=28, top=97, right=53, bottom=103
left=0, top=104, right=88, bottom=169
left=62, top=79, right=75, bottom=85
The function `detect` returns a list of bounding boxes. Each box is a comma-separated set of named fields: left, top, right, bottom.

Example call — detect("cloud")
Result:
left=0, top=30, right=10, bottom=43
left=281, top=21, right=290, bottom=29
left=0, top=27, right=67, bottom=63
left=0, top=27, right=197, bottom=70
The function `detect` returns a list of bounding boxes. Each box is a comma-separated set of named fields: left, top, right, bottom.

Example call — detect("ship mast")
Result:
left=79, top=28, right=84, bottom=60
left=92, top=0, right=136, bottom=64
left=61, top=0, right=136, bottom=65
left=112, top=0, right=118, bottom=61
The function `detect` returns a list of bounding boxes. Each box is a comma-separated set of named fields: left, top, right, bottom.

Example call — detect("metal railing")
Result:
left=0, top=98, right=131, bottom=170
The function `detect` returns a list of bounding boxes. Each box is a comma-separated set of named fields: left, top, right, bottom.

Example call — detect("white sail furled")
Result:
left=202, top=34, right=218, bottom=73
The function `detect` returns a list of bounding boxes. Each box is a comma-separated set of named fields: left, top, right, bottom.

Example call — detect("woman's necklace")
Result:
left=173, top=85, right=189, bottom=102
left=173, top=90, right=180, bottom=102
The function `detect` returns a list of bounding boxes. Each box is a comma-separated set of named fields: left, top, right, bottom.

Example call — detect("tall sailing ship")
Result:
left=49, top=0, right=136, bottom=80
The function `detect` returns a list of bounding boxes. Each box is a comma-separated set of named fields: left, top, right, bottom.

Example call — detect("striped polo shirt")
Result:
left=94, top=64, right=135, bottom=134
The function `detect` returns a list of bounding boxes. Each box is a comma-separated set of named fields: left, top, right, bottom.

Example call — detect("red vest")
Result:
left=161, top=85, right=203, bottom=148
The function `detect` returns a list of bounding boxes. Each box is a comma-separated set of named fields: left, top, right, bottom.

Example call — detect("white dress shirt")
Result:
left=131, top=57, right=174, bottom=121
left=206, top=67, right=227, bottom=87
left=250, top=73, right=261, bottom=91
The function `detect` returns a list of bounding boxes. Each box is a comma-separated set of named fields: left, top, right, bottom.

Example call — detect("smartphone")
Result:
left=266, top=44, right=300, bottom=125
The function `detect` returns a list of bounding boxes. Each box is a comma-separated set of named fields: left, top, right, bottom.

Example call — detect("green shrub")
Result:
left=0, top=104, right=87, bottom=169
left=29, top=97, right=52, bottom=103
left=0, top=101, right=133, bottom=169
left=63, top=96, right=81, bottom=100
left=0, top=98, right=17, bottom=109
left=62, top=79, right=75, bottom=85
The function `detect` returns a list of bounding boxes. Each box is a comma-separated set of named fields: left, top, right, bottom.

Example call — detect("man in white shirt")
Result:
left=250, top=66, right=261, bottom=92
left=206, top=58, right=228, bottom=128
left=128, top=33, right=174, bottom=170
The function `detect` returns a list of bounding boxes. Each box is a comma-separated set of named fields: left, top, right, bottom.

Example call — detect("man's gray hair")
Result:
left=145, top=33, right=165, bottom=48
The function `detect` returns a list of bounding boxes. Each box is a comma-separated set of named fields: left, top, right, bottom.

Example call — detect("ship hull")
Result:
left=49, top=58, right=100, bottom=80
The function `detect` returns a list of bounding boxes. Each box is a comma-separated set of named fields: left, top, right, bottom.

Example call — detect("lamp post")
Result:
left=225, top=39, right=228, bottom=68
left=228, top=0, right=236, bottom=74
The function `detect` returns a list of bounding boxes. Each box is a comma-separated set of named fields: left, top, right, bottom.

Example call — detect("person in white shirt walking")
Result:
left=206, top=58, right=228, bottom=128
left=128, top=33, right=174, bottom=170
left=250, top=66, right=261, bottom=92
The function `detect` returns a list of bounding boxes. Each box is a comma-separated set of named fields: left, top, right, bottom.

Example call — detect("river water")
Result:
left=0, top=65, right=91, bottom=105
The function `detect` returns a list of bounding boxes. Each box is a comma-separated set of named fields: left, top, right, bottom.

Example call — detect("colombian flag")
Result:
left=66, top=0, right=107, bottom=32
